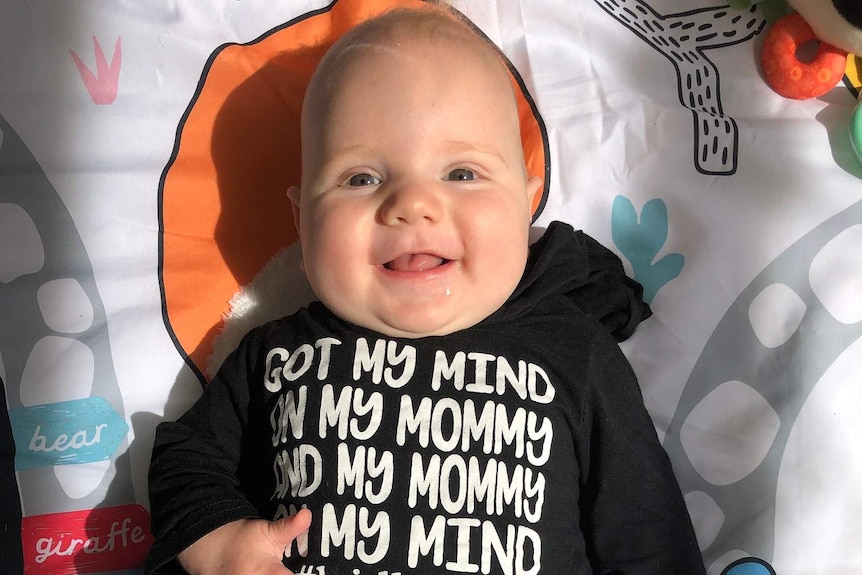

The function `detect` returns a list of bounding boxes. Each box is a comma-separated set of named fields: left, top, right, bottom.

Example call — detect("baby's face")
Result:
left=294, top=37, right=541, bottom=338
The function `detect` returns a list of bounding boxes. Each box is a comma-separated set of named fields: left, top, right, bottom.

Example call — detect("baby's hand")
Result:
left=177, top=509, right=312, bottom=575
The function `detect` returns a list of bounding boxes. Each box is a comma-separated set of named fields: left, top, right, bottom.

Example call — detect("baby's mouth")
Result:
left=384, top=253, right=449, bottom=272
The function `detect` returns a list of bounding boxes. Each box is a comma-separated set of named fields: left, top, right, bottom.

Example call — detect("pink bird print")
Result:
left=70, top=36, right=122, bottom=105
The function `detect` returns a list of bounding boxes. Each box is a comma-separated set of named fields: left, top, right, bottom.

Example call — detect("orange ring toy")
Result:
left=762, top=12, right=848, bottom=100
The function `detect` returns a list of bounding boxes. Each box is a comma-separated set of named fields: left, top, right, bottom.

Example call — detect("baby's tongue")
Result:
left=388, top=253, right=444, bottom=272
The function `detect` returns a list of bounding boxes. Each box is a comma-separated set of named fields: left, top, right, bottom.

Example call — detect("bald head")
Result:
left=300, top=6, right=522, bottom=179
left=305, top=5, right=510, bottom=106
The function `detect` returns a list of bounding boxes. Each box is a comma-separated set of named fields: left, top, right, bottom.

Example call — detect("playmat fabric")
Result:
left=1, top=1, right=861, bottom=573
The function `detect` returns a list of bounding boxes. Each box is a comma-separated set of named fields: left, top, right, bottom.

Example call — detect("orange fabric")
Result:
left=160, top=0, right=548, bottom=380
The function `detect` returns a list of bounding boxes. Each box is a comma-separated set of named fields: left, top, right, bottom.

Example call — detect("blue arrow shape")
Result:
left=8, top=397, right=128, bottom=469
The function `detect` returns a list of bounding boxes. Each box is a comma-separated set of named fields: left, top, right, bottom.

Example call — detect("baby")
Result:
left=147, top=5, right=705, bottom=574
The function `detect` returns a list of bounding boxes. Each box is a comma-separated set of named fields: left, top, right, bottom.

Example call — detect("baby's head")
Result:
left=289, top=5, right=542, bottom=338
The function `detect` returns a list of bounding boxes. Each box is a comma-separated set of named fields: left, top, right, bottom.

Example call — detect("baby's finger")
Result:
left=268, top=508, right=313, bottom=547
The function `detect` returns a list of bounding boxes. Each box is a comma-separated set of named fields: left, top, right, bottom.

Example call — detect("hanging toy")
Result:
left=851, top=94, right=862, bottom=164
left=748, top=0, right=862, bottom=165
left=761, top=13, right=848, bottom=100
left=759, top=0, right=862, bottom=101
left=788, top=0, right=862, bottom=59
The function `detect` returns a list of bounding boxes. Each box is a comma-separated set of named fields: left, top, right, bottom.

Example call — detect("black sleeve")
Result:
left=145, top=335, right=263, bottom=575
left=512, top=221, right=651, bottom=342
left=577, top=334, right=705, bottom=574
left=569, top=230, right=652, bottom=342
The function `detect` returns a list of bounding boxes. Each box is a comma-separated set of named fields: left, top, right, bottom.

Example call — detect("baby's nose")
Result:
left=380, top=183, right=444, bottom=225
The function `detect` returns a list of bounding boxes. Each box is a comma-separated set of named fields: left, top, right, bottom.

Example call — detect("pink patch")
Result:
left=70, top=36, right=122, bottom=105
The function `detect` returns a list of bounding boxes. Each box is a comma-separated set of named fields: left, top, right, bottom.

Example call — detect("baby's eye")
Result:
left=346, top=173, right=381, bottom=187
left=447, top=168, right=476, bottom=181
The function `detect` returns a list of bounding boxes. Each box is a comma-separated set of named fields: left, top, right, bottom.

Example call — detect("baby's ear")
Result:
left=287, top=186, right=302, bottom=234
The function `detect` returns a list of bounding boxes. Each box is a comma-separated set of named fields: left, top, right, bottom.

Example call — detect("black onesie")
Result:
left=146, top=221, right=705, bottom=574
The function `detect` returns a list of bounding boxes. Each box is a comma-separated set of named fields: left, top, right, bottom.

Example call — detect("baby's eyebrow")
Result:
left=441, top=140, right=510, bottom=167
left=316, top=144, right=376, bottom=172
left=323, top=144, right=374, bottom=161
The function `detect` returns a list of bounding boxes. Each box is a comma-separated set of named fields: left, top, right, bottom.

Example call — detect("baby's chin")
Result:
left=330, top=305, right=494, bottom=340
left=346, top=314, right=471, bottom=339
left=315, top=279, right=518, bottom=339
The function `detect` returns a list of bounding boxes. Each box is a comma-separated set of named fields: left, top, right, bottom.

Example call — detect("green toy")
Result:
left=851, top=99, right=862, bottom=165
left=726, top=0, right=789, bottom=23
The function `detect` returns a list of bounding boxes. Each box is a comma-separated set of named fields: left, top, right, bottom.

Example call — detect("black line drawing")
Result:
left=594, top=0, right=766, bottom=175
